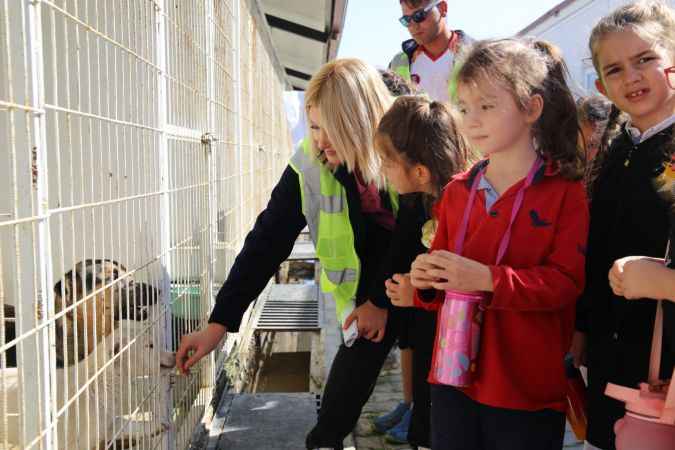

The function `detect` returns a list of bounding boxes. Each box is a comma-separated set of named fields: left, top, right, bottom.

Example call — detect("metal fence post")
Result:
left=204, top=0, right=217, bottom=391
left=155, top=1, right=176, bottom=449
left=25, top=0, right=56, bottom=448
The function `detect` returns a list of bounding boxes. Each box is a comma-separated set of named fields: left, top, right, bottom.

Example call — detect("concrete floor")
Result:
left=210, top=392, right=319, bottom=450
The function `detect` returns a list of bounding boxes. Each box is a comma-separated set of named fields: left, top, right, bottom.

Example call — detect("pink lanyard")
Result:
left=454, top=157, right=544, bottom=265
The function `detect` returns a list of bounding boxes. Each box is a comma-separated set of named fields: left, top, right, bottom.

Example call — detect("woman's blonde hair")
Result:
left=305, top=58, right=393, bottom=188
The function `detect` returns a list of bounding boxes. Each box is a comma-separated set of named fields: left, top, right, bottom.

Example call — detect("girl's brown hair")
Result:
left=586, top=1, right=675, bottom=195
left=576, top=95, right=622, bottom=190
left=589, top=1, right=675, bottom=75
left=454, top=38, right=584, bottom=180
left=374, top=95, right=473, bottom=203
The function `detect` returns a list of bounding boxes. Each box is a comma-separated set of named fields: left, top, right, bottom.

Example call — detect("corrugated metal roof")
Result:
left=260, top=0, right=348, bottom=90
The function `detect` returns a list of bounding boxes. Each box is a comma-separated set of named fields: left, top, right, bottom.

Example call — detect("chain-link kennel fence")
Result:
left=0, top=0, right=292, bottom=448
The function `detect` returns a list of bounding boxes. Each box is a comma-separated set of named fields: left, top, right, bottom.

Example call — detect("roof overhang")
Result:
left=517, top=0, right=578, bottom=36
left=260, top=0, right=348, bottom=90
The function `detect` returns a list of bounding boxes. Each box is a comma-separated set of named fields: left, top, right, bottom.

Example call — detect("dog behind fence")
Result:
left=0, top=259, right=176, bottom=450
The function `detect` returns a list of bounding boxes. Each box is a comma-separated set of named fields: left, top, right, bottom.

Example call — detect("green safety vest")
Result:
left=389, top=52, right=412, bottom=83
left=289, top=138, right=398, bottom=324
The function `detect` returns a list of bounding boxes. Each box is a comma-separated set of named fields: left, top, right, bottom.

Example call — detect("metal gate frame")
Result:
left=0, top=0, right=292, bottom=448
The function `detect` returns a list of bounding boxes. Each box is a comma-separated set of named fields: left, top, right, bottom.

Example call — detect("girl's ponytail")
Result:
left=531, top=40, right=585, bottom=180
left=532, top=40, right=567, bottom=89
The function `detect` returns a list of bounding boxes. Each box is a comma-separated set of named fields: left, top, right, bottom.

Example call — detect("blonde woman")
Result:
left=176, top=59, right=404, bottom=449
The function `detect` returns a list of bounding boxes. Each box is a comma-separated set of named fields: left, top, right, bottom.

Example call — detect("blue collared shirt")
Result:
left=478, top=176, right=499, bottom=211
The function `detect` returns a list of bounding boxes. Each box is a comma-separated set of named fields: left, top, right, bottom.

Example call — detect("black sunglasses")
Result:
left=399, top=0, right=441, bottom=27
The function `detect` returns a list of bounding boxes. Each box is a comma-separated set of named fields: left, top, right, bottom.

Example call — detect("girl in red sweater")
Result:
left=410, top=38, right=589, bottom=450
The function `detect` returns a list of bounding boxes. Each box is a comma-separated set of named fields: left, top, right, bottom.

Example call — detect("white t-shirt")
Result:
left=410, top=47, right=454, bottom=102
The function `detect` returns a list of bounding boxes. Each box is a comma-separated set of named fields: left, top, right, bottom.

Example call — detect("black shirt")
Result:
left=370, top=193, right=429, bottom=306
left=580, top=124, right=673, bottom=449
left=663, top=172, right=675, bottom=375
left=368, top=193, right=438, bottom=353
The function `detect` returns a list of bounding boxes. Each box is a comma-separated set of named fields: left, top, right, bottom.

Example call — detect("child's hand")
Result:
left=425, top=250, right=494, bottom=292
left=385, top=273, right=414, bottom=307
left=410, top=254, right=441, bottom=289
left=175, top=323, right=227, bottom=375
left=609, top=256, right=666, bottom=300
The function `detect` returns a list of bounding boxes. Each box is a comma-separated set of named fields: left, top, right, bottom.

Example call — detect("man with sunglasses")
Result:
left=389, top=0, right=471, bottom=102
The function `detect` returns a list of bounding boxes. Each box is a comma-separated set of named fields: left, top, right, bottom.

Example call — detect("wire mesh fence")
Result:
left=0, top=0, right=292, bottom=448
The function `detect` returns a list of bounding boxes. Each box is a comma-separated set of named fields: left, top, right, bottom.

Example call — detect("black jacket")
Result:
left=208, top=164, right=394, bottom=331
left=368, top=193, right=438, bottom=353
left=370, top=193, right=428, bottom=306
left=579, top=125, right=674, bottom=450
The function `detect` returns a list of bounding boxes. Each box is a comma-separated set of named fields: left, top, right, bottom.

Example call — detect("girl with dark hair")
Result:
left=371, top=95, right=472, bottom=449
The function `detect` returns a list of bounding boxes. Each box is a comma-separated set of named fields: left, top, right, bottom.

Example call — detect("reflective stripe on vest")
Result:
left=289, top=139, right=398, bottom=325
left=324, top=268, right=358, bottom=285
left=289, top=139, right=360, bottom=324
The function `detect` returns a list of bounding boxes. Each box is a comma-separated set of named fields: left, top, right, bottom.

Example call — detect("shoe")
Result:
left=372, top=401, right=410, bottom=434
left=384, top=407, right=412, bottom=444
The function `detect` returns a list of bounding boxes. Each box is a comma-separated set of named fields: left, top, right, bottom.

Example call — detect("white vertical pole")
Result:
left=203, top=0, right=217, bottom=389
left=234, top=0, right=244, bottom=248
left=25, top=0, right=55, bottom=448
left=155, top=1, right=175, bottom=449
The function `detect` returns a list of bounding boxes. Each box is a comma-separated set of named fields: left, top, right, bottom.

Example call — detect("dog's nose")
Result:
left=160, top=351, right=176, bottom=368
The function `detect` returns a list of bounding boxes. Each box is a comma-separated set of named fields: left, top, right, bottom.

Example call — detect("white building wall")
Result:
left=520, top=0, right=675, bottom=95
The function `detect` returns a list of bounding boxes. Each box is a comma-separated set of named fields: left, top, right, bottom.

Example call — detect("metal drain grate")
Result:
left=286, top=241, right=317, bottom=261
left=254, top=284, right=321, bottom=331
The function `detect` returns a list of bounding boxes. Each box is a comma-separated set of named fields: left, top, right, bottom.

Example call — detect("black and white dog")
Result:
left=1, top=259, right=176, bottom=450
left=52, top=259, right=160, bottom=366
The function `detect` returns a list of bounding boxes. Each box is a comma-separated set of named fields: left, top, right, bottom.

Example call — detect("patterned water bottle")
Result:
left=433, top=289, right=485, bottom=386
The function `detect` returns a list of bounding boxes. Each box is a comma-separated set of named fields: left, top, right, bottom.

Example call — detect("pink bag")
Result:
left=605, top=256, right=675, bottom=450
left=432, top=157, right=543, bottom=387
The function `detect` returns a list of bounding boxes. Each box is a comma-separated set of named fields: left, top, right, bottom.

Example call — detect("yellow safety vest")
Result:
left=289, top=138, right=398, bottom=324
